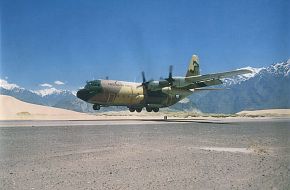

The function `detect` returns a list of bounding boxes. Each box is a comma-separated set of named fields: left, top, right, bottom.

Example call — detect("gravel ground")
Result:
left=0, top=119, right=289, bottom=190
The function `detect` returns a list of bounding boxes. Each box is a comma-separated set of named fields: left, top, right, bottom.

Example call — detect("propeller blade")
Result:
left=169, top=65, right=173, bottom=79
left=141, top=71, right=146, bottom=83
left=165, top=65, right=174, bottom=85
left=138, top=71, right=149, bottom=89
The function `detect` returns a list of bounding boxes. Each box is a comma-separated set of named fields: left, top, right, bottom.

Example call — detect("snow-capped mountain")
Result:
left=222, top=66, right=264, bottom=86
left=0, top=79, right=94, bottom=112
left=184, top=59, right=290, bottom=113
left=0, top=79, right=66, bottom=97
left=0, top=79, right=44, bottom=106
left=0, top=79, right=24, bottom=90
left=1, top=59, right=289, bottom=114
left=0, top=79, right=124, bottom=112
left=264, top=59, right=290, bottom=76
left=32, top=88, right=64, bottom=97
left=222, top=59, right=290, bottom=86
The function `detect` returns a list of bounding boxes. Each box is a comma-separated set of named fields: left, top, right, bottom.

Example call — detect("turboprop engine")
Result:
left=147, top=81, right=160, bottom=91
left=135, top=95, right=144, bottom=101
left=171, top=78, right=191, bottom=88
left=147, top=80, right=171, bottom=91
left=141, top=65, right=192, bottom=91
left=161, top=87, right=189, bottom=96
left=147, top=78, right=192, bottom=91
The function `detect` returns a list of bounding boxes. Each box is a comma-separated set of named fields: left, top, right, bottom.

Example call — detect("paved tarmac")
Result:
left=0, top=119, right=289, bottom=189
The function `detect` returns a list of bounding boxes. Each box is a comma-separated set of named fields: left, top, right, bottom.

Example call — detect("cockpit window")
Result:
left=85, top=80, right=101, bottom=89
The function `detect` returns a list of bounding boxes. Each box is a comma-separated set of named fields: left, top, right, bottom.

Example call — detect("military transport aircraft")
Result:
left=77, top=55, right=252, bottom=112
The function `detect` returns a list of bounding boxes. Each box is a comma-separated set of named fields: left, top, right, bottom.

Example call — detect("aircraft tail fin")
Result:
left=186, top=55, right=200, bottom=77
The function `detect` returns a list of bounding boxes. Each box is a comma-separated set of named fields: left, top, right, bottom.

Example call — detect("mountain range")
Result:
left=1, top=59, right=289, bottom=114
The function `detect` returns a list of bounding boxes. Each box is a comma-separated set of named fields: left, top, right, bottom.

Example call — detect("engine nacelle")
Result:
left=172, top=78, right=191, bottom=88
left=147, top=81, right=161, bottom=91
left=135, top=95, right=144, bottom=101
left=147, top=78, right=191, bottom=91
left=161, top=87, right=172, bottom=94
left=162, top=87, right=191, bottom=97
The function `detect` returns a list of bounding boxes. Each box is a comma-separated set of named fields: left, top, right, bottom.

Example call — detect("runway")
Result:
left=0, top=119, right=289, bottom=189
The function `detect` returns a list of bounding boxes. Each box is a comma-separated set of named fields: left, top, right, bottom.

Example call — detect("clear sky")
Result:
left=1, top=0, right=289, bottom=90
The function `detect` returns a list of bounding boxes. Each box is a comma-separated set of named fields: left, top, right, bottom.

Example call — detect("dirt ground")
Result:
left=0, top=119, right=289, bottom=190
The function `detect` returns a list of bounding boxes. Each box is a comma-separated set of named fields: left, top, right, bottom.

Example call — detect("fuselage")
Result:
left=76, top=54, right=252, bottom=112
left=77, top=79, right=192, bottom=109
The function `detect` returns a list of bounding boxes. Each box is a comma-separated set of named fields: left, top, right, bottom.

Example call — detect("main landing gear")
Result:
left=146, top=107, right=159, bottom=112
left=152, top=107, right=159, bottom=112
left=129, top=108, right=142, bottom=112
left=93, top=104, right=101, bottom=110
left=128, top=107, right=159, bottom=113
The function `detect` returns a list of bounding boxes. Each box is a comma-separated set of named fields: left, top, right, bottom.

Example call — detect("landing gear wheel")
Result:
left=146, top=107, right=152, bottom=112
left=136, top=108, right=142, bottom=113
left=129, top=108, right=135, bottom=112
left=93, top=104, right=101, bottom=110
left=152, top=108, right=159, bottom=112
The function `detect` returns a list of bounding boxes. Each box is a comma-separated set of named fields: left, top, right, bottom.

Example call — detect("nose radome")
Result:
left=76, top=89, right=90, bottom=101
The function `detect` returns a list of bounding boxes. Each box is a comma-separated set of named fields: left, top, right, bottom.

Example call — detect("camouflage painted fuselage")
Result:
left=76, top=54, right=252, bottom=111
left=77, top=79, right=192, bottom=108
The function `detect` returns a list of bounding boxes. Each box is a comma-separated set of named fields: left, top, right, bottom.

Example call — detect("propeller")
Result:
left=141, top=71, right=146, bottom=83
left=138, top=65, right=174, bottom=89
left=165, top=65, right=174, bottom=85
left=138, top=71, right=151, bottom=88
left=169, top=65, right=173, bottom=79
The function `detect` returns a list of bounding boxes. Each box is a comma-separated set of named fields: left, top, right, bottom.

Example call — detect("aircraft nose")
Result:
left=76, top=89, right=90, bottom=101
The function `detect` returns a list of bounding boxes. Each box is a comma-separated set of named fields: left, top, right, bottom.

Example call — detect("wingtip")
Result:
left=237, top=69, right=253, bottom=74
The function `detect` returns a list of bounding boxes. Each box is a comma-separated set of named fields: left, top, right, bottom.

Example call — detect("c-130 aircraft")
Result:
left=77, top=55, right=251, bottom=112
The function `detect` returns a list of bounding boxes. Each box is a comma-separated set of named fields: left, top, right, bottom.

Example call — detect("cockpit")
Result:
left=85, top=80, right=101, bottom=89
left=77, top=80, right=102, bottom=101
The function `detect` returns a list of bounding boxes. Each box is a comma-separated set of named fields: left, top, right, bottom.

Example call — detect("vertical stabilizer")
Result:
left=186, top=55, right=200, bottom=77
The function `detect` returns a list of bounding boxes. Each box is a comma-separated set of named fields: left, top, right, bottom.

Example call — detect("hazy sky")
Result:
left=1, top=0, right=289, bottom=90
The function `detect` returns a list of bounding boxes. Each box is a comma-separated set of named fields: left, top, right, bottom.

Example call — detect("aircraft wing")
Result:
left=186, top=69, right=252, bottom=83
left=142, top=69, right=252, bottom=91
left=181, top=69, right=252, bottom=89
